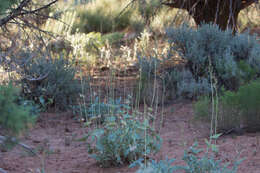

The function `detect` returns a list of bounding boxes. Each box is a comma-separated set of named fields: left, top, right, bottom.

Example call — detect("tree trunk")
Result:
left=163, top=0, right=258, bottom=31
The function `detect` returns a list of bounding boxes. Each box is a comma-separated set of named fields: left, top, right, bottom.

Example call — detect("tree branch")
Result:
left=0, top=135, right=37, bottom=156
left=240, top=0, right=259, bottom=10
left=0, top=0, right=31, bottom=27
left=0, top=0, right=58, bottom=27
left=20, top=0, right=58, bottom=16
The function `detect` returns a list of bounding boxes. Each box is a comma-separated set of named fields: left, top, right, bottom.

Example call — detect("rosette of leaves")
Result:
left=86, top=101, right=162, bottom=167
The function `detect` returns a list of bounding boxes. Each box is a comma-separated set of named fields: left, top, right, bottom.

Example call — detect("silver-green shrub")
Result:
left=86, top=99, right=162, bottom=167
left=167, top=24, right=260, bottom=91
left=132, top=142, right=242, bottom=173
left=19, top=54, right=86, bottom=111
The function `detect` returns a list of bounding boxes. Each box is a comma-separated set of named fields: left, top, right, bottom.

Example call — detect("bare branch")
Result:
left=0, top=0, right=58, bottom=27
left=0, top=0, right=31, bottom=27
left=0, top=135, right=37, bottom=156
left=240, top=0, right=259, bottom=10
left=24, top=71, right=50, bottom=82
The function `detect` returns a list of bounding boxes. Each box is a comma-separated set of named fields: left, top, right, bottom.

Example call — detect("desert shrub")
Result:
left=137, top=0, right=161, bottom=24
left=72, top=0, right=133, bottom=34
left=217, top=91, right=242, bottom=131
left=0, top=83, right=35, bottom=135
left=150, top=8, right=194, bottom=34
left=136, top=55, right=211, bottom=105
left=17, top=98, right=42, bottom=116
left=194, top=91, right=242, bottom=132
left=237, top=79, right=260, bottom=132
left=86, top=101, right=162, bottom=167
left=176, top=142, right=242, bottom=173
left=193, top=96, right=211, bottom=121
left=72, top=97, right=123, bottom=124
left=101, top=32, right=124, bottom=45
left=135, top=55, right=163, bottom=106
left=67, top=31, right=123, bottom=66
left=167, top=23, right=260, bottom=91
left=194, top=91, right=243, bottom=132
left=19, top=54, right=85, bottom=111
left=131, top=157, right=176, bottom=173
left=67, top=32, right=104, bottom=65
left=132, top=141, right=242, bottom=173
left=162, top=68, right=211, bottom=100
left=194, top=79, right=260, bottom=132
left=175, top=70, right=211, bottom=99
left=47, top=38, right=73, bottom=55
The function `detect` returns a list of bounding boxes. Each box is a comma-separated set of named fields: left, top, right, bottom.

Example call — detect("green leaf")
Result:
left=39, top=96, right=45, bottom=106
left=210, top=133, right=222, bottom=140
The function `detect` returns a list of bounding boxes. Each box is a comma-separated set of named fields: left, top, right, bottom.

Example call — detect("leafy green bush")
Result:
left=194, top=79, right=260, bottom=132
left=101, top=32, right=124, bottom=44
left=20, top=54, right=85, bottom=111
left=177, top=142, right=242, bottom=173
left=237, top=79, right=260, bottom=132
left=194, top=92, right=242, bottom=132
left=167, top=24, right=260, bottom=91
left=86, top=100, right=162, bottom=167
left=193, top=96, right=211, bottom=121
left=132, top=141, right=242, bottom=173
left=0, top=83, right=35, bottom=135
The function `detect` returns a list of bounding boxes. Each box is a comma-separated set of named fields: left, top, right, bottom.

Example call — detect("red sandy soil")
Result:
left=1, top=103, right=260, bottom=173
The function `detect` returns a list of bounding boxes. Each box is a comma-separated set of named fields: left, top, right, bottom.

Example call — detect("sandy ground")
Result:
left=1, top=102, right=260, bottom=173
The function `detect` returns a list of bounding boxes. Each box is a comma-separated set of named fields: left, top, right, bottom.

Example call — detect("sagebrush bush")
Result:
left=167, top=23, right=260, bottom=91
left=0, top=83, right=35, bottom=135
left=136, top=56, right=211, bottom=104
left=86, top=100, right=162, bottom=167
left=19, top=54, right=86, bottom=111
left=175, top=70, right=211, bottom=99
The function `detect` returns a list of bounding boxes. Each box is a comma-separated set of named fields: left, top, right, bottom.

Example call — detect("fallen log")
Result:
left=0, top=135, right=37, bottom=156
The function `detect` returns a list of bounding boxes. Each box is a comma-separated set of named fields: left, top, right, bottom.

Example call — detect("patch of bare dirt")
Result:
left=1, top=103, right=260, bottom=173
